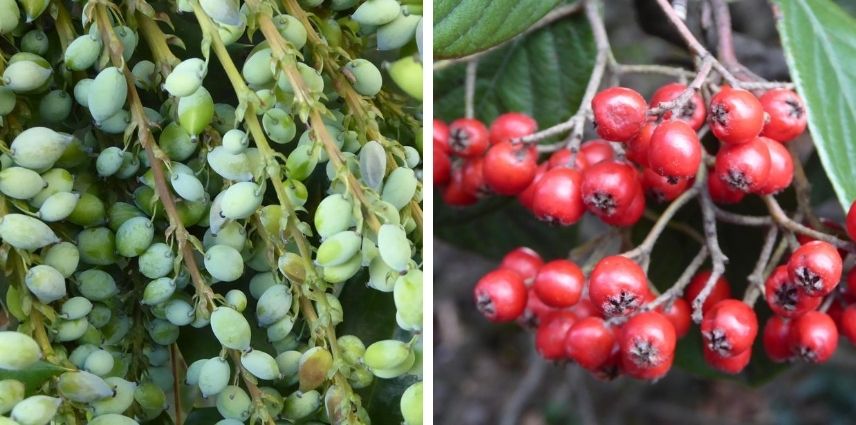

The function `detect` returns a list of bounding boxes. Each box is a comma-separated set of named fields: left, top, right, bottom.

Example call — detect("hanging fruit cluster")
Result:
left=0, top=0, right=423, bottom=424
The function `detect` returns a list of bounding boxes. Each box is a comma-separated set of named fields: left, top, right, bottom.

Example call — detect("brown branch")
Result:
left=648, top=56, right=713, bottom=117
left=691, top=187, right=729, bottom=323
left=713, top=207, right=773, bottom=226
left=762, top=195, right=856, bottom=252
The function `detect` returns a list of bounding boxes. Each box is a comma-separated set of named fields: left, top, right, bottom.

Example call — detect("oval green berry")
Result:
left=57, top=371, right=113, bottom=403
left=210, top=306, right=251, bottom=350
left=25, top=264, right=66, bottom=303
left=199, top=357, right=230, bottom=398
left=0, top=332, right=41, bottom=370
left=38, top=192, right=80, bottom=222
left=11, top=395, right=60, bottom=425
left=0, top=166, right=45, bottom=200
left=0, top=214, right=59, bottom=250
left=115, top=216, right=154, bottom=257
left=10, top=127, right=72, bottom=170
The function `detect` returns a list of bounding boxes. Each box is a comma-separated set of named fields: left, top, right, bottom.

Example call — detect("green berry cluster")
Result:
left=0, top=0, right=423, bottom=424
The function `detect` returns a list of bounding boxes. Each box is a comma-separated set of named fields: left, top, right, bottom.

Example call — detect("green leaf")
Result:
left=434, top=0, right=564, bottom=59
left=0, top=361, right=68, bottom=393
left=774, top=0, right=856, bottom=209
left=434, top=13, right=595, bottom=132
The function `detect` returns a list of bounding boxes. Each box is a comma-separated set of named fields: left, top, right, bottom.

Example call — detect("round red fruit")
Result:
left=659, top=298, right=691, bottom=338
left=764, top=265, right=822, bottom=318
left=713, top=137, right=771, bottom=193
left=626, top=123, right=656, bottom=167
left=449, top=118, right=489, bottom=157
left=518, top=287, right=555, bottom=328
left=707, top=168, right=745, bottom=204
left=535, top=311, right=577, bottom=360
left=517, top=162, right=548, bottom=211
left=578, top=139, right=614, bottom=167
left=755, top=136, right=794, bottom=195
left=442, top=167, right=478, bottom=206
left=434, top=144, right=451, bottom=186
left=759, top=88, right=807, bottom=143
left=473, top=269, right=527, bottom=322
left=647, top=120, right=701, bottom=181
left=763, top=315, right=794, bottom=362
left=701, top=299, right=758, bottom=358
left=589, top=255, right=650, bottom=317
left=489, top=112, right=538, bottom=145
left=643, top=168, right=689, bottom=203
left=533, top=260, right=585, bottom=308
left=482, top=141, right=538, bottom=195
left=789, top=311, right=838, bottom=363
left=434, top=119, right=450, bottom=152
left=500, top=247, right=543, bottom=284
left=619, top=311, right=676, bottom=380
left=708, top=87, right=765, bottom=144
left=581, top=161, right=641, bottom=219
left=601, top=188, right=645, bottom=227
left=703, top=344, right=751, bottom=374
left=461, top=157, right=489, bottom=198
left=684, top=270, right=732, bottom=314
left=592, top=87, right=648, bottom=142
left=649, top=83, right=707, bottom=130
left=787, top=240, right=843, bottom=297
left=565, top=317, right=616, bottom=370
left=548, top=149, right=588, bottom=170
left=531, top=167, right=585, bottom=226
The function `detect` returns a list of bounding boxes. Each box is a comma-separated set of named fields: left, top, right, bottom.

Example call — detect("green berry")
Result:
left=0, top=332, right=41, bottom=370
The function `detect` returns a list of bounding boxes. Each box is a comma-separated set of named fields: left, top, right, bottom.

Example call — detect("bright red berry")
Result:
left=533, top=260, right=584, bottom=308
left=789, top=311, right=838, bottom=363
left=763, top=315, right=793, bottom=362
left=759, top=88, right=807, bottom=143
left=548, top=149, right=588, bottom=170
left=764, top=265, right=822, bottom=318
left=531, top=167, right=585, bottom=226
left=649, top=83, right=707, bottom=130
left=518, top=287, right=555, bottom=328
left=517, top=162, right=548, bottom=211
left=713, top=137, right=771, bottom=193
left=703, top=344, right=751, bottom=374
left=434, top=143, right=451, bottom=186
left=434, top=119, right=450, bottom=152
left=535, top=311, right=577, bottom=360
left=489, top=112, right=538, bottom=145
left=685, top=270, right=732, bottom=314
left=847, top=200, right=856, bottom=241
left=647, top=120, right=702, bottom=182
left=840, top=305, right=856, bottom=344
left=500, top=247, right=543, bottom=284
left=482, top=141, right=538, bottom=195
left=755, top=136, right=794, bottom=195
left=578, top=139, right=614, bottom=167
left=474, top=269, right=528, bottom=322
left=592, top=87, right=648, bottom=142
left=442, top=167, right=478, bottom=206
left=449, top=118, right=489, bottom=157
left=701, top=299, right=758, bottom=358
left=581, top=161, right=641, bottom=220
left=589, top=256, right=650, bottom=317
left=565, top=317, right=616, bottom=370
left=659, top=298, right=691, bottom=338
left=619, top=311, right=676, bottom=380
left=461, top=157, right=489, bottom=198
left=642, top=168, right=689, bottom=203
left=625, top=123, right=656, bottom=167
left=707, top=168, right=745, bottom=204
left=787, top=240, right=843, bottom=297
left=708, top=87, right=765, bottom=144
left=601, top=188, right=646, bottom=228
left=569, top=296, right=598, bottom=320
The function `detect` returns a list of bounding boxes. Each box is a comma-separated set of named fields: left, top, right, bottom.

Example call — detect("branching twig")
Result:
left=713, top=207, right=773, bottom=226
left=691, top=188, right=730, bottom=322
left=648, top=56, right=713, bottom=117
left=644, top=246, right=709, bottom=310
left=743, top=226, right=780, bottom=305
left=762, top=195, right=856, bottom=252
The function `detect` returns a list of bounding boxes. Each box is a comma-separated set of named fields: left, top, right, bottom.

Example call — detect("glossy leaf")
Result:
left=0, top=361, right=67, bottom=393
left=774, top=0, right=856, bottom=209
left=434, top=0, right=563, bottom=59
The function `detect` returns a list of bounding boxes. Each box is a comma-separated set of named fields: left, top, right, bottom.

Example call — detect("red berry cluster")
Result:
left=435, top=85, right=808, bottom=227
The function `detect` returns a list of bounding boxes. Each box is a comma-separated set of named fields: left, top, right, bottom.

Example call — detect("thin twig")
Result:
left=613, top=63, right=695, bottom=79
left=645, top=246, right=710, bottom=310
left=648, top=56, right=713, bottom=117
left=691, top=187, right=730, bottom=323
left=762, top=195, right=856, bottom=252
left=743, top=226, right=780, bottom=305
left=713, top=207, right=773, bottom=226
left=465, top=60, right=477, bottom=119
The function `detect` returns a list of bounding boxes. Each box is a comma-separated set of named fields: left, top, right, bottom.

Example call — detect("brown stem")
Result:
left=743, top=226, right=779, bottom=305
left=713, top=207, right=773, bottom=226
left=648, top=56, right=713, bottom=117
left=691, top=187, right=729, bottom=323
left=762, top=195, right=856, bottom=252
left=710, top=0, right=737, bottom=66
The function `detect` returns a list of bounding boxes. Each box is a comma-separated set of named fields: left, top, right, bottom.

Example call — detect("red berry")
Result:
left=589, top=256, right=650, bottom=318
left=642, top=168, right=689, bottom=203
left=531, top=167, right=585, bottom=226
left=578, top=139, right=614, bottom=167
left=442, top=167, right=478, bottom=206
left=647, top=120, right=701, bottom=182
left=684, top=270, right=732, bottom=314
left=548, top=149, right=588, bottom=170
left=461, top=157, right=489, bottom=198
left=518, top=287, right=555, bottom=328
left=649, top=83, right=707, bottom=130
left=500, top=247, right=543, bottom=284
left=592, top=87, right=648, bottom=142
left=764, top=265, right=823, bottom=318
left=847, top=200, right=856, bottom=241
left=708, top=87, right=765, bottom=144
left=703, top=344, right=751, bottom=374
left=489, top=112, right=538, bottom=145
left=701, top=299, right=758, bottom=358
left=533, top=260, right=585, bottom=308
left=759, top=88, right=807, bottom=143
left=787, top=240, right=843, bottom=297
left=789, top=311, right=838, bottom=363
left=535, top=310, right=577, bottom=360
left=434, top=143, right=451, bottom=186
left=707, top=168, right=745, bottom=204
left=659, top=298, right=691, bottom=338
left=581, top=161, right=641, bottom=220
left=713, top=137, right=771, bottom=193
left=625, top=123, right=656, bottom=167
left=434, top=119, right=450, bottom=152
left=569, top=296, right=599, bottom=320
left=755, top=136, right=794, bottom=195
left=564, top=317, right=616, bottom=370
left=840, top=305, right=856, bottom=344
left=601, top=187, right=645, bottom=227
left=473, top=269, right=527, bottom=322
left=763, top=315, right=793, bottom=362
left=517, top=162, right=549, bottom=211
left=482, top=141, right=538, bottom=195
left=449, top=118, right=489, bottom=157
left=619, top=311, right=676, bottom=380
